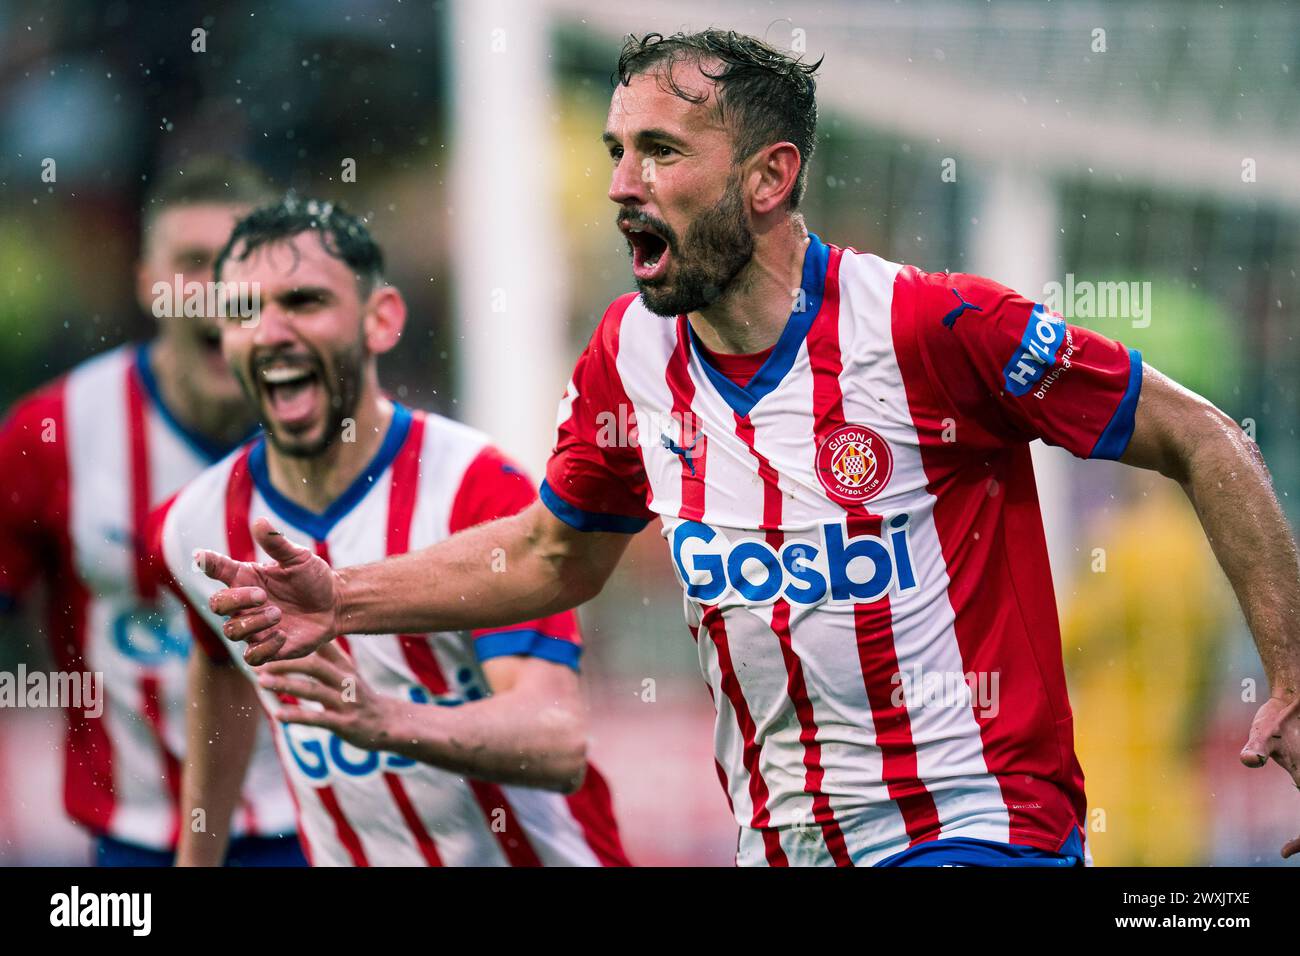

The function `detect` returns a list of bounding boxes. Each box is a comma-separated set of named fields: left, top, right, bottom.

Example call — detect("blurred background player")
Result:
left=198, top=31, right=1300, bottom=867
left=158, top=197, right=628, bottom=866
left=0, top=156, right=303, bottom=866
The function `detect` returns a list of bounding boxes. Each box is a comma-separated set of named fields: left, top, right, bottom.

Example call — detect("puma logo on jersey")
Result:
left=941, top=288, right=982, bottom=328
left=661, top=432, right=702, bottom=475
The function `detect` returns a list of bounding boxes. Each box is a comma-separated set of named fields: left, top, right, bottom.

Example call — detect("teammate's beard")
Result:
left=634, top=174, right=755, bottom=318
left=244, top=334, right=367, bottom=459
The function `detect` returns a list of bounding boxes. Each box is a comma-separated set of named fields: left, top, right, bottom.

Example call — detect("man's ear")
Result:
left=748, top=142, right=802, bottom=216
left=364, top=285, right=407, bottom=355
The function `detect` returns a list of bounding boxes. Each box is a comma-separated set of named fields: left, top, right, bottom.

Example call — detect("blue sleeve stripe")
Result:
left=539, top=480, right=650, bottom=534
left=0, top=592, right=16, bottom=614
left=1090, top=348, right=1144, bottom=460
left=473, top=629, right=583, bottom=672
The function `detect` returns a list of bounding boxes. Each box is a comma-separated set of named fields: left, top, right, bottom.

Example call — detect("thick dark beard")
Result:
left=250, top=337, right=367, bottom=459
left=636, top=176, right=755, bottom=318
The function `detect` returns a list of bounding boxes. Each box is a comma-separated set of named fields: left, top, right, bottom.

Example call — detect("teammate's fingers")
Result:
left=259, top=652, right=346, bottom=689
left=251, top=517, right=311, bottom=567
left=1239, top=742, right=1270, bottom=768
left=313, top=640, right=352, bottom=668
left=196, top=550, right=245, bottom=586
left=1240, top=713, right=1279, bottom=768
left=244, top=632, right=287, bottom=667
left=256, top=674, right=341, bottom=709
left=222, top=605, right=282, bottom=642
left=209, top=586, right=267, bottom=616
left=1283, top=834, right=1300, bottom=859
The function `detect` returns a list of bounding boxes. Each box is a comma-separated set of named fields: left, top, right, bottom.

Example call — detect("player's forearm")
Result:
left=336, top=507, right=599, bottom=636
left=1177, top=413, right=1300, bottom=694
left=176, top=654, right=261, bottom=866
left=378, top=686, right=587, bottom=792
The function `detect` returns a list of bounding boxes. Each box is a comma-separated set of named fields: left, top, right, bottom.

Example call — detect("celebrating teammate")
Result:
left=198, top=32, right=1300, bottom=865
left=157, top=196, right=629, bottom=867
left=0, top=157, right=302, bottom=866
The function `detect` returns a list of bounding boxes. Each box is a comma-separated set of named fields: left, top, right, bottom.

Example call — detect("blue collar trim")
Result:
left=135, top=344, right=257, bottom=463
left=248, top=403, right=413, bottom=541
left=686, top=233, right=829, bottom=419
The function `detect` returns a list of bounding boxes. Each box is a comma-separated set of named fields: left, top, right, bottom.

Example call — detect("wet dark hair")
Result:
left=214, top=193, right=385, bottom=296
left=615, top=29, right=821, bottom=208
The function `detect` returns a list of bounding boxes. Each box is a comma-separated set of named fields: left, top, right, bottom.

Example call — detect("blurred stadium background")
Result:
left=2, top=0, right=1298, bottom=865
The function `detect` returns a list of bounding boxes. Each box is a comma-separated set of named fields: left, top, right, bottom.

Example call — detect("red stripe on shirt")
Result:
left=383, top=771, right=444, bottom=866
left=315, top=785, right=369, bottom=866
left=564, top=765, right=631, bottom=866
left=732, top=412, right=853, bottom=866
left=666, top=317, right=708, bottom=521
left=267, top=717, right=315, bottom=865
left=225, top=447, right=256, bottom=562
left=40, top=381, right=117, bottom=832
left=806, top=244, right=942, bottom=847
left=139, top=674, right=182, bottom=847
left=468, top=780, right=544, bottom=866
left=690, top=624, right=738, bottom=818
left=701, top=604, right=788, bottom=866
left=381, top=413, right=449, bottom=694
left=125, top=360, right=157, bottom=601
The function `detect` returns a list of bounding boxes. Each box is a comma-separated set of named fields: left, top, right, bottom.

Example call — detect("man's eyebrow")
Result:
left=272, top=285, right=335, bottom=302
left=602, top=128, right=690, bottom=149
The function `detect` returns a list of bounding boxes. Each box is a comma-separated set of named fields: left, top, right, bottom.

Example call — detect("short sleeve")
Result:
left=904, top=269, right=1143, bottom=460
left=450, top=444, right=585, bottom=672
left=542, top=294, right=655, bottom=533
left=0, top=386, right=66, bottom=607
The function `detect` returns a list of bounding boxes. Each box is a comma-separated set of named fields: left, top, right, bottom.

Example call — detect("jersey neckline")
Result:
left=247, top=402, right=414, bottom=541
left=134, top=344, right=258, bottom=463
left=682, top=232, right=830, bottom=419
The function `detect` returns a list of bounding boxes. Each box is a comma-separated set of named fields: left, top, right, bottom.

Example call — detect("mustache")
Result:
left=617, top=208, right=677, bottom=248
left=250, top=349, right=322, bottom=374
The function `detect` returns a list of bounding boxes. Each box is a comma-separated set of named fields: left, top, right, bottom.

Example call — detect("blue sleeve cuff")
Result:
left=1089, top=348, right=1143, bottom=460
left=473, top=629, right=583, bottom=672
left=539, top=479, right=650, bottom=534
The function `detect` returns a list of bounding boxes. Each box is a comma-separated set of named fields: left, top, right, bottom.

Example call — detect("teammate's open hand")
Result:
left=1240, top=693, right=1300, bottom=858
left=256, top=642, right=402, bottom=752
left=197, top=517, right=342, bottom=666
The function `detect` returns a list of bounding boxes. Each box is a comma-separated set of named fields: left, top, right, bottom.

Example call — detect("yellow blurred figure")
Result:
left=1062, top=472, right=1235, bottom=865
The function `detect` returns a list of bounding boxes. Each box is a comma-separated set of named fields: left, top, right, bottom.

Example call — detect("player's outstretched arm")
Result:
left=199, top=502, right=631, bottom=666
left=175, top=651, right=262, bottom=866
left=1120, top=362, right=1300, bottom=857
left=258, top=643, right=588, bottom=792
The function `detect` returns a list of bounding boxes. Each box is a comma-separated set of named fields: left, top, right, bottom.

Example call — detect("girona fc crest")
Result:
left=815, top=423, right=893, bottom=505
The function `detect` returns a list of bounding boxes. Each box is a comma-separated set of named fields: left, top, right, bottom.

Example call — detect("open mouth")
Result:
left=256, top=358, right=324, bottom=430
left=620, top=217, right=672, bottom=282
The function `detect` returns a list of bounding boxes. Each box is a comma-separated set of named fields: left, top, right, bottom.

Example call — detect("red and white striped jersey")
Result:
left=544, top=234, right=1143, bottom=866
left=0, top=344, right=297, bottom=850
left=158, top=404, right=630, bottom=867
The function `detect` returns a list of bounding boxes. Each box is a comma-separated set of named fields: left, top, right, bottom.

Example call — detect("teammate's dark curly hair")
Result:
left=214, top=193, right=384, bottom=297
